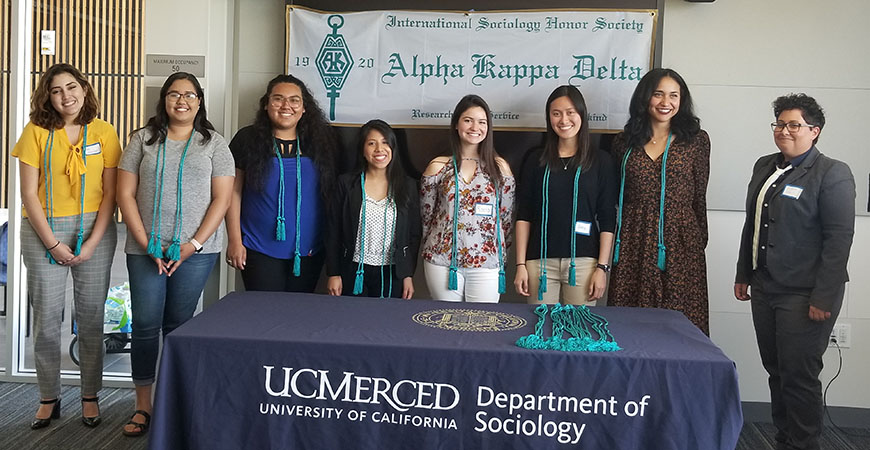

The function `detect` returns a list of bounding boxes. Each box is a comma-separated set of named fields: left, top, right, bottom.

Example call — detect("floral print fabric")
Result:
left=420, top=161, right=514, bottom=269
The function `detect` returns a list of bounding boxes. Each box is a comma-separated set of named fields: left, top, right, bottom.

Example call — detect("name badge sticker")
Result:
left=782, top=185, right=803, bottom=200
left=574, top=221, right=592, bottom=235
left=474, top=203, right=494, bottom=217
left=84, top=142, right=102, bottom=156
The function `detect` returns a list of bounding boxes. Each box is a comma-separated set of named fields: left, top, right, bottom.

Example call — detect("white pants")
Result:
left=423, top=261, right=500, bottom=303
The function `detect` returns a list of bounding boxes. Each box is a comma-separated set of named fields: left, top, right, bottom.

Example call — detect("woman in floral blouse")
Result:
left=420, top=95, right=514, bottom=302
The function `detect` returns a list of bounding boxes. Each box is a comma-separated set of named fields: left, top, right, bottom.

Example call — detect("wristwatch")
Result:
left=190, top=238, right=204, bottom=253
left=596, top=263, right=611, bottom=273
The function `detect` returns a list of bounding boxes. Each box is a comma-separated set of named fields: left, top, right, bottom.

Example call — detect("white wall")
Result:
left=663, top=0, right=869, bottom=408
left=144, top=0, right=234, bottom=136
left=233, top=0, right=287, bottom=130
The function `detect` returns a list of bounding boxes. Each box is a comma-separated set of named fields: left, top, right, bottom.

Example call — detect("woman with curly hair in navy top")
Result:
left=225, top=74, right=337, bottom=292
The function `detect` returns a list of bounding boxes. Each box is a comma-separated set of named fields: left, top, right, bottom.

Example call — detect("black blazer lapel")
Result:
left=746, top=155, right=778, bottom=211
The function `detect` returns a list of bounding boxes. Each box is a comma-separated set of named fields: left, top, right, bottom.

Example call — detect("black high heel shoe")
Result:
left=81, top=396, right=101, bottom=427
left=30, top=398, right=61, bottom=430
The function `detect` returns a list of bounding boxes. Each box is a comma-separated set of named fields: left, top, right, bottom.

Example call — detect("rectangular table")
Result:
left=149, top=292, right=742, bottom=450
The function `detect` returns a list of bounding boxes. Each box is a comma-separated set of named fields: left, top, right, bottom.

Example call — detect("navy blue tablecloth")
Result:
left=149, top=292, right=742, bottom=450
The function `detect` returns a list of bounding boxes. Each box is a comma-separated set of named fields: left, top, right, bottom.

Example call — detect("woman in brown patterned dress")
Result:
left=609, top=68, right=711, bottom=334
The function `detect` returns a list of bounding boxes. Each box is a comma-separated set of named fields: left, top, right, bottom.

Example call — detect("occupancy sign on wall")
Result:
left=286, top=6, right=656, bottom=130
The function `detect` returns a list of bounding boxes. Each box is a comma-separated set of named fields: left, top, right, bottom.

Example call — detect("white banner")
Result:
left=287, top=7, right=656, bottom=131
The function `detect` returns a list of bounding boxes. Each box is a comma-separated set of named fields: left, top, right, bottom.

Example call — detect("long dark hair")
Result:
left=541, top=85, right=594, bottom=171
left=623, top=68, right=700, bottom=149
left=31, top=63, right=100, bottom=129
left=448, top=95, right=503, bottom=186
left=245, top=74, right=336, bottom=201
left=137, top=72, right=214, bottom=145
left=354, top=119, right=410, bottom=208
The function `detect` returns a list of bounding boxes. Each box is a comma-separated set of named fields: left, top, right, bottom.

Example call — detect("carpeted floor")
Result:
left=736, top=420, right=870, bottom=450
left=1, top=381, right=868, bottom=449
left=0, top=382, right=147, bottom=450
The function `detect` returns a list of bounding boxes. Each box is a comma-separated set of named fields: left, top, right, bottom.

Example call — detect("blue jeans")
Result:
left=127, top=253, right=218, bottom=385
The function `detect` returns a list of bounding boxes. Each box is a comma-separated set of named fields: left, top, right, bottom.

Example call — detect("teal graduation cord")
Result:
left=42, top=125, right=89, bottom=262
left=538, top=164, right=582, bottom=300
left=352, top=172, right=397, bottom=298
left=379, top=195, right=396, bottom=298
left=514, top=303, right=549, bottom=349
left=146, top=134, right=168, bottom=258
left=447, top=155, right=461, bottom=290
left=352, top=173, right=367, bottom=295
left=515, top=304, right=621, bottom=352
left=447, top=156, right=504, bottom=292
left=613, top=132, right=672, bottom=271
left=272, top=137, right=302, bottom=275
left=272, top=139, right=286, bottom=241
left=293, top=139, right=302, bottom=276
left=147, top=131, right=194, bottom=261
left=568, top=165, right=582, bottom=286
left=43, top=130, right=57, bottom=263
left=495, top=184, right=505, bottom=294
left=165, top=133, right=195, bottom=261
left=73, top=124, right=89, bottom=255
left=655, top=134, right=672, bottom=271
left=538, top=167, right=550, bottom=300
left=613, top=149, right=630, bottom=264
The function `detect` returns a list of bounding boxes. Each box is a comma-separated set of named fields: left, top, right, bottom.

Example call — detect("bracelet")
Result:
left=47, top=240, right=61, bottom=251
left=516, top=262, right=526, bottom=266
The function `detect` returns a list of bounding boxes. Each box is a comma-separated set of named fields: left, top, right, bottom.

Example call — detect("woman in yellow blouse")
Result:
left=12, top=63, right=121, bottom=430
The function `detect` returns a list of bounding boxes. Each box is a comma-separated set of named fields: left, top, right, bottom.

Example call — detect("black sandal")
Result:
left=81, top=396, right=102, bottom=427
left=30, top=398, right=61, bottom=430
left=122, top=410, right=151, bottom=437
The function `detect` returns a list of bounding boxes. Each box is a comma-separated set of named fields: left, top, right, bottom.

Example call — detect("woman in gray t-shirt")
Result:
left=116, top=72, right=234, bottom=437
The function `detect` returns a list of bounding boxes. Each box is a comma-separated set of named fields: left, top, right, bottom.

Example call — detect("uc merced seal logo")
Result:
left=413, top=309, right=526, bottom=332
left=316, top=15, right=353, bottom=120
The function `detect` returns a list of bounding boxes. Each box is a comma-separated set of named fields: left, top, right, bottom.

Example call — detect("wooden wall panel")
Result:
left=0, top=0, right=145, bottom=208
left=30, top=0, right=144, bottom=152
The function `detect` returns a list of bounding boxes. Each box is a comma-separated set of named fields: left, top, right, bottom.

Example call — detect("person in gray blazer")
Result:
left=734, top=93, right=855, bottom=450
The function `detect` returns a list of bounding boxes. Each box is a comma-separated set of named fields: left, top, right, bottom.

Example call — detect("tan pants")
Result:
left=527, top=257, right=597, bottom=306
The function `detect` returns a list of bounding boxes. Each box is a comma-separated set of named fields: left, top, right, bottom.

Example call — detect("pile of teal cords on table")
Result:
left=516, top=303, right=622, bottom=352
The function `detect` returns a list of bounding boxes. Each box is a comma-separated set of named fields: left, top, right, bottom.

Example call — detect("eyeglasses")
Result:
left=269, top=95, right=303, bottom=108
left=771, top=122, right=816, bottom=133
left=166, top=92, right=198, bottom=102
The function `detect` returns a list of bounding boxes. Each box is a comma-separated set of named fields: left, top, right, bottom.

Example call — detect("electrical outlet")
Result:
left=829, top=323, right=851, bottom=348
